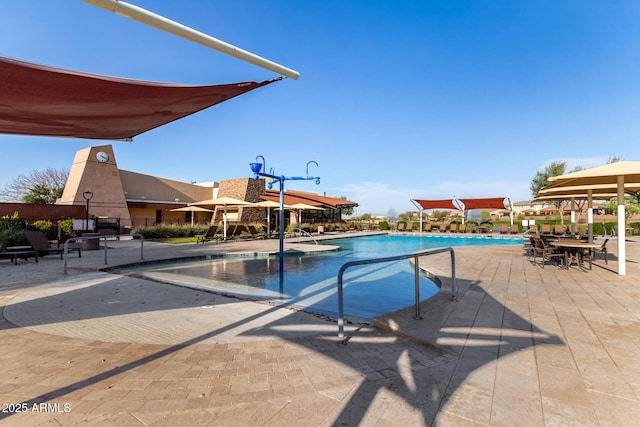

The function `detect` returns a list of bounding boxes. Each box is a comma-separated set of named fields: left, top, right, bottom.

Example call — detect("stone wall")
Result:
left=216, top=178, right=266, bottom=224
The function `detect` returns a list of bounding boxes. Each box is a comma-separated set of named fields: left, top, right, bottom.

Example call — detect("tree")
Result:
left=0, top=167, right=68, bottom=204
left=338, top=196, right=354, bottom=216
left=530, top=160, right=567, bottom=196
left=601, top=196, right=640, bottom=222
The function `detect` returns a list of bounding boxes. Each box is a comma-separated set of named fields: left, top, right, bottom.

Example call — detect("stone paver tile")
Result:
left=587, top=390, right=640, bottom=427
left=540, top=396, right=599, bottom=427
left=490, top=364, right=543, bottom=426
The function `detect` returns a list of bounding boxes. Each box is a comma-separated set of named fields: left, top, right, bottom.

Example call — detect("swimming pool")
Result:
left=119, top=234, right=522, bottom=321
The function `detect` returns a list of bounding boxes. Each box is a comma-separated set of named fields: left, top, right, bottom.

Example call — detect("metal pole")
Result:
left=85, top=198, right=90, bottom=231
left=278, top=179, right=285, bottom=283
left=414, top=256, right=422, bottom=319
left=83, top=0, right=300, bottom=80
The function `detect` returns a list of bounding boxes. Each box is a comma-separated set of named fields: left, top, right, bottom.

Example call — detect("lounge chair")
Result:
left=196, top=225, right=219, bottom=243
left=0, top=250, right=38, bottom=265
left=438, top=224, right=447, bottom=233
left=246, top=225, right=265, bottom=239
left=405, top=222, right=413, bottom=232
left=422, top=223, right=432, bottom=232
left=530, top=235, right=565, bottom=269
left=509, top=224, right=519, bottom=234
left=23, top=230, right=81, bottom=259
left=458, top=224, right=466, bottom=233
left=500, top=224, right=509, bottom=234
left=397, top=223, right=405, bottom=232
left=553, top=224, right=565, bottom=235
left=540, top=224, right=551, bottom=234
left=234, top=224, right=249, bottom=238
left=590, top=238, right=609, bottom=264
left=449, top=223, right=457, bottom=233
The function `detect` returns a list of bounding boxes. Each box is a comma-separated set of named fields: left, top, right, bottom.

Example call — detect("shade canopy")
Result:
left=412, top=199, right=458, bottom=210
left=547, top=161, right=640, bottom=188
left=457, top=197, right=508, bottom=210
left=287, top=203, right=324, bottom=211
left=0, top=56, right=279, bottom=141
left=170, top=206, right=214, bottom=212
left=538, top=182, right=640, bottom=197
left=190, top=197, right=253, bottom=207
left=252, top=200, right=290, bottom=209
left=534, top=193, right=617, bottom=202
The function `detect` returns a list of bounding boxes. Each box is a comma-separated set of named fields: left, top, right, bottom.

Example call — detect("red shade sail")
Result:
left=457, top=198, right=507, bottom=210
left=0, top=56, right=280, bottom=141
left=412, top=199, right=458, bottom=210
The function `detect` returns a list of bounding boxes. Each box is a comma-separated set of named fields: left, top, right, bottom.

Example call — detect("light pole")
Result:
left=250, top=156, right=320, bottom=285
left=83, top=191, right=94, bottom=231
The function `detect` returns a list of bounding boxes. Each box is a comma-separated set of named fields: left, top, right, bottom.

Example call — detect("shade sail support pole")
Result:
left=83, top=0, right=300, bottom=80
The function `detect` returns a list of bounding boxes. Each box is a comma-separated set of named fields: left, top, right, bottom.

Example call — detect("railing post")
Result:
left=337, top=264, right=346, bottom=343
left=449, top=248, right=458, bottom=301
left=414, top=255, right=422, bottom=319
left=63, top=233, right=144, bottom=274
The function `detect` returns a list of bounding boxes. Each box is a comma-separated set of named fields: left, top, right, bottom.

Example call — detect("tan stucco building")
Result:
left=57, top=145, right=358, bottom=231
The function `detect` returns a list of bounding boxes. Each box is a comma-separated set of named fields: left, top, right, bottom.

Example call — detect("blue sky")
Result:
left=2, top=0, right=639, bottom=215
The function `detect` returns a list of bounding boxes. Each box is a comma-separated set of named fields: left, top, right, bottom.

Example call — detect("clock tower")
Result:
left=56, top=145, right=131, bottom=227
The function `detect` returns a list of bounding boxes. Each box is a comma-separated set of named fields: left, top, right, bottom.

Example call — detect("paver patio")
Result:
left=0, top=233, right=638, bottom=426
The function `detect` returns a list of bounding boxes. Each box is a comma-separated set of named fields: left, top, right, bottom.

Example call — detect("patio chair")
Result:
left=553, top=224, right=566, bottom=235
left=23, top=230, right=81, bottom=259
left=196, top=225, right=219, bottom=243
left=530, top=235, right=565, bottom=269
left=590, top=238, right=609, bottom=264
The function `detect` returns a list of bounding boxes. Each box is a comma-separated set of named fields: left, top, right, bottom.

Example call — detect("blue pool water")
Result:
left=122, top=234, right=521, bottom=321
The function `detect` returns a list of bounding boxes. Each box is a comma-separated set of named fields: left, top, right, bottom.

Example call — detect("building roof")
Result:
left=120, top=170, right=214, bottom=204
left=261, top=190, right=358, bottom=209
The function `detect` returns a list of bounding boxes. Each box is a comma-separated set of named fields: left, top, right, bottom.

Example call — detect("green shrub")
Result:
left=29, top=219, right=56, bottom=240
left=378, top=221, right=389, bottom=230
left=0, top=228, right=28, bottom=251
left=133, top=224, right=207, bottom=239
left=59, top=219, right=77, bottom=241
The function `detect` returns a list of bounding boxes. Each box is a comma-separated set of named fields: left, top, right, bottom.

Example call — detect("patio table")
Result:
left=549, top=241, right=601, bottom=270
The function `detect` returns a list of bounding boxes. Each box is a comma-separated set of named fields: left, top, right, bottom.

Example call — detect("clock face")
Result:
left=96, top=151, right=109, bottom=162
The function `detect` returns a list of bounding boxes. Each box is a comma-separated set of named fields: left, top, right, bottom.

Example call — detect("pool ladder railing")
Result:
left=292, top=227, right=318, bottom=244
left=336, top=247, right=457, bottom=344
left=63, top=234, right=144, bottom=274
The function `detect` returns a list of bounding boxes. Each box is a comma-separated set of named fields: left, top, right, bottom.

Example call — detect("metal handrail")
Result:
left=292, top=227, right=318, bottom=244
left=337, top=247, right=457, bottom=343
left=63, top=234, right=144, bottom=274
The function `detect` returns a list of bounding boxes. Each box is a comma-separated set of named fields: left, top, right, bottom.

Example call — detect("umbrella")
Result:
left=541, top=161, right=640, bottom=275
left=252, top=200, right=292, bottom=237
left=287, top=203, right=325, bottom=229
left=170, top=206, right=214, bottom=226
left=191, top=197, right=253, bottom=239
